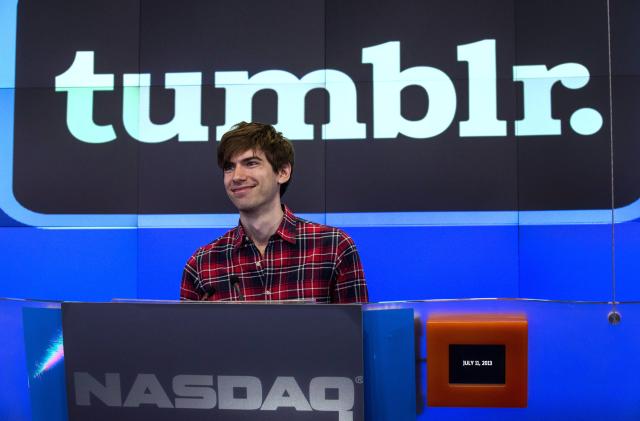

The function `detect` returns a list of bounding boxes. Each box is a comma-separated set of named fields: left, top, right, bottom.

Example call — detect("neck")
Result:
left=239, top=200, right=284, bottom=251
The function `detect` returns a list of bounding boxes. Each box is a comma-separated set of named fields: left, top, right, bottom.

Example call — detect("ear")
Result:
left=276, top=163, right=292, bottom=185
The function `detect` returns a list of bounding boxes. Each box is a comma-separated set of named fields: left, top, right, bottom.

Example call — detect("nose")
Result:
left=231, top=165, right=247, bottom=183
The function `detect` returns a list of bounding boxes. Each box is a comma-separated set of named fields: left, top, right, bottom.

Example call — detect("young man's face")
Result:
left=223, top=148, right=291, bottom=214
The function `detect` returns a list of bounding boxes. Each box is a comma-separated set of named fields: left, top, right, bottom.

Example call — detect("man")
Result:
left=180, top=122, right=368, bottom=303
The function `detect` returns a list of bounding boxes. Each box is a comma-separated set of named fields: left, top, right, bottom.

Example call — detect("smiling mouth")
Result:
left=231, top=186, right=255, bottom=194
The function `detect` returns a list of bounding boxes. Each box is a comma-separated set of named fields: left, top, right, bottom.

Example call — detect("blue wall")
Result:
left=1, top=221, right=636, bottom=302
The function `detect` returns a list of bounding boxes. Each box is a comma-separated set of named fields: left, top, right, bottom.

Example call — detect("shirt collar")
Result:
left=232, top=205, right=297, bottom=249
left=277, top=205, right=298, bottom=245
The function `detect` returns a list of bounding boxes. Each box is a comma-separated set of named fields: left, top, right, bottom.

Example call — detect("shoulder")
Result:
left=282, top=206, right=358, bottom=251
left=293, top=215, right=355, bottom=245
left=189, top=226, right=239, bottom=260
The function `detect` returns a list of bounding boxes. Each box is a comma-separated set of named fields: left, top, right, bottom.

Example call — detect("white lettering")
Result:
left=55, top=41, right=601, bottom=142
left=457, top=39, right=506, bottom=137
left=73, top=372, right=355, bottom=416
left=215, top=69, right=364, bottom=141
left=309, top=377, right=355, bottom=421
left=123, top=374, right=173, bottom=408
left=261, top=376, right=312, bottom=411
left=513, top=63, right=602, bottom=136
left=218, top=375, right=262, bottom=410
left=74, top=372, right=122, bottom=406
left=122, top=72, right=208, bottom=142
left=362, top=41, right=456, bottom=139
left=54, top=51, right=116, bottom=143
left=173, top=374, right=217, bottom=409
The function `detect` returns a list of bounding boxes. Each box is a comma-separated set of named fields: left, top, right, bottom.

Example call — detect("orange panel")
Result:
left=427, top=314, right=528, bottom=407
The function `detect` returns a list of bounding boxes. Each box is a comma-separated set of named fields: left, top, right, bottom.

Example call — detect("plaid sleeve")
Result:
left=331, top=232, right=368, bottom=303
left=180, top=252, right=202, bottom=301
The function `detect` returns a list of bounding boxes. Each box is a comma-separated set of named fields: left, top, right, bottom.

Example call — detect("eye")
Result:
left=223, top=163, right=234, bottom=172
left=246, top=160, right=259, bottom=167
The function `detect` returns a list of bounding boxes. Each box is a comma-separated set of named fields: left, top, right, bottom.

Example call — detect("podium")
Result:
left=5, top=297, right=639, bottom=420
left=15, top=301, right=416, bottom=421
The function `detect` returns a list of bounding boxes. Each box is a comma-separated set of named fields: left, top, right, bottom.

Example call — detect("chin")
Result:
left=232, top=200, right=258, bottom=213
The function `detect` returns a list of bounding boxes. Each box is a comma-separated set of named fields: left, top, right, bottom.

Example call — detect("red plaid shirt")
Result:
left=180, top=206, right=368, bottom=303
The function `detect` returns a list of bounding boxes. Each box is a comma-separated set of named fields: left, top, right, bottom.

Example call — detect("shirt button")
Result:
left=265, top=290, right=271, bottom=295
left=256, top=261, right=261, bottom=267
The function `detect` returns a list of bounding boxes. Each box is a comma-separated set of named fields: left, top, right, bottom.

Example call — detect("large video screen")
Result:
left=0, top=0, right=638, bottom=302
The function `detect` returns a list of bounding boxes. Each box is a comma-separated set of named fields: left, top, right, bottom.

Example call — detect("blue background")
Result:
left=1, top=223, right=634, bottom=302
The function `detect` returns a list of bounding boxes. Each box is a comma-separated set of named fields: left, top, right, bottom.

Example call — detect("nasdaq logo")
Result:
left=74, top=372, right=356, bottom=421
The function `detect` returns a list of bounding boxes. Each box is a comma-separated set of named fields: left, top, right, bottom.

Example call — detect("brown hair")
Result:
left=218, top=122, right=295, bottom=196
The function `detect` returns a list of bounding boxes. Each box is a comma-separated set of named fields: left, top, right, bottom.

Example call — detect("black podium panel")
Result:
left=62, top=302, right=363, bottom=421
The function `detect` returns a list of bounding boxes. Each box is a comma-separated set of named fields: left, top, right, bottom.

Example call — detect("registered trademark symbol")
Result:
left=354, top=376, right=363, bottom=384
